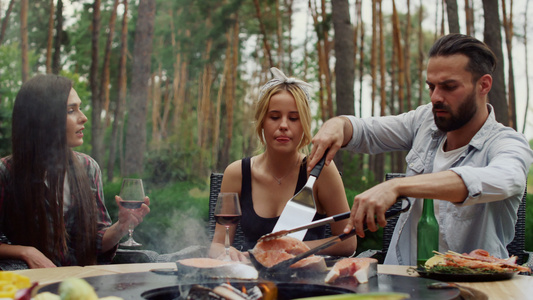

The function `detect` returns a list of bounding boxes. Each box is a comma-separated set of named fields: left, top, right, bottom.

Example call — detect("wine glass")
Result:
left=214, top=192, right=242, bottom=260
left=119, top=178, right=145, bottom=247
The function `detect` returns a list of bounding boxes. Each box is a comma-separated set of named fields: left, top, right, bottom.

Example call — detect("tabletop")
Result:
left=11, top=263, right=533, bottom=300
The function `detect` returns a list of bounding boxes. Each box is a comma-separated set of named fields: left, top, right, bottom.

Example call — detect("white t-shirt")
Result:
left=433, top=137, right=468, bottom=252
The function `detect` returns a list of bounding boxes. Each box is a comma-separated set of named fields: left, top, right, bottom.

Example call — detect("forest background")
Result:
left=0, top=0, right=532, bottom=257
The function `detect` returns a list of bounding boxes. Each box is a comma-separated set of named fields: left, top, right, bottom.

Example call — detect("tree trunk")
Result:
left=465, top=0, right=474, bottom=36
left=125, top=0, right=156, bottom=176
left=101, top=0, right=120, bottom=127
left=392, top=0, right=405, bottom=114
left=90, top=0, right=103, bottom=166
left=52, top=0, right=63, bottom=74
left=378, top=0, right=385, bottom=117
left=309, top=0, right=326, bottom=121
left=320, top=0, right=333, bottom=118
left=358, top=21, right=365, bottom=119
left=20, top=0, right=29, bottom=83
left=404, top=0, right=412, bottom=111
left=253, top=0, right=273, bottom=68
left=332, top=0, right=355, bottom=116
left=501, top=0, right=516, bottom=129
left=332, top=0, right=354, bottom=174
left=374, top=0, right=385, bottom=182
left=151, top=68, right=162, bottom=148
left=522, top=0, right=530, bottom=134
left=482, top=0, right=508, bottom=125
left=160, top=78, right=171, bottom=140
left=213, top=33, right=231, bottom=168
left=0, top=0, right=15, bottom=45
left=107, top=0, right=129, bottom=182
left=418, top=0, right=424, bottom=107
left=445, top=0, right=460, bottom=33
left=370, top=0, right=377, bottom=117
left=45, top=0, right=54, bottom=73
left=285, top=0, right=294, bottom=74
left=276, top=0, right=283, bottom=68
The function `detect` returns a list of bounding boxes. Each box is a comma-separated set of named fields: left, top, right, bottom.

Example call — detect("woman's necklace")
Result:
left=269, top=158, right=300, bottom=185
left=272, top=173, right=289, bottom=185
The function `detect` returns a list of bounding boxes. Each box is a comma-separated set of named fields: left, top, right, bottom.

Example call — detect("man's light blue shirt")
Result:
left=343, top=103, right=533, bottom=265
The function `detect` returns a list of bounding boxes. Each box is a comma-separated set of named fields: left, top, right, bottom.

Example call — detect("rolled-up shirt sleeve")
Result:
left=450, top=130, right=532, bottom=206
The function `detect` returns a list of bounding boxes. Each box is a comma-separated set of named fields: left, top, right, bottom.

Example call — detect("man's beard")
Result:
left=433, top=89, right=477, bottom=132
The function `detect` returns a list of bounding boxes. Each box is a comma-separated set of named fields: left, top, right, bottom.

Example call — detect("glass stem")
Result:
left=128, top=224, right=134, bottom=240
left=225, top=226, right=230, bottom=255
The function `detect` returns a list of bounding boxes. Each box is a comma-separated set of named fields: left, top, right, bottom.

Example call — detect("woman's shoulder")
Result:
left=73, top=151, right=101, bottom=169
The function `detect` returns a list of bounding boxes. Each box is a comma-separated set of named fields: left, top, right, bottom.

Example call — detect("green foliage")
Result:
left=104, top=178, right=210, bottom=254
left=143, top=144, right=204, bottom=184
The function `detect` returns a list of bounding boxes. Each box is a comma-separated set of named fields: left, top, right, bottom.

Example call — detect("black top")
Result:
left=240, top=156, right=326, bottom=250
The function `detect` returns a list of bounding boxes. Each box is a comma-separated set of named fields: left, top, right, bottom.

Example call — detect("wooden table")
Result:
left=11, top=263, right=533, bottom=299
left=379, top=265, right=533, bottom=300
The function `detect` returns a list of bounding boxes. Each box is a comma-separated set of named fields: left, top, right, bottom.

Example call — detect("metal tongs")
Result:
left=258, top=211, right=351, bottom=242
left=249, top=197, right=411, bottom=273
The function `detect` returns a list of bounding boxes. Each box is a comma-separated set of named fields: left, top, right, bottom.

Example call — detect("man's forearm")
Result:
left=339, top=116, right=353, bottom=147
left=391, top=170, right=468, bottom=203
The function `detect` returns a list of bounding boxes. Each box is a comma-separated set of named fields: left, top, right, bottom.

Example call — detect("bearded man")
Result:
left=307, top=33, right=533, bottom=265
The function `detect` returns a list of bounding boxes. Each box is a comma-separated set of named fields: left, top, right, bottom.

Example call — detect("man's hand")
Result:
left=344, top=180, right=400, bottom=238
left=308, top=117, right=353, bottom=172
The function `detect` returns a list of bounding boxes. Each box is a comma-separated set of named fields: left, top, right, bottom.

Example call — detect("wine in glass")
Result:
left=119, top=178, right=145, bottom=247
left=214, top=192, right=242, bottom=260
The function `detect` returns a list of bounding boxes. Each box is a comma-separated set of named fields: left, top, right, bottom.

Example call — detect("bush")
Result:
left=104, top=178, right=211, bottom=254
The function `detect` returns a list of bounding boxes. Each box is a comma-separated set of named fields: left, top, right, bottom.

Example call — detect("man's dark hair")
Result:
left=429, top=33, right=497, bottom=82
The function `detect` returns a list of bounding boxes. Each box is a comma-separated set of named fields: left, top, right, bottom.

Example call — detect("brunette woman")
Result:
left=0, top=74, right=150, bottom=268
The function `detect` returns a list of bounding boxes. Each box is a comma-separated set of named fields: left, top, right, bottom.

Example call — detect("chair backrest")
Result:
left=507, top=186, right=527, bottom=265
left=381, top=173, right=406, bottom=256
left=208, top=173, right=246, bottom=250
left=383, top=173, right=528, bottom=264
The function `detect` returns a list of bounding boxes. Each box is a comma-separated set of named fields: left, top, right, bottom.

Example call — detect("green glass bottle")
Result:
left=417, top=199, right=439, bottom=267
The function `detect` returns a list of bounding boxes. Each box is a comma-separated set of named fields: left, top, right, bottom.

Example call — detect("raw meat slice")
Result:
left=253, top=236, right=310, bottom=255
left=252, top=236, right=325, bottom=271
left=324, top=257, right=378, bottom=284
left=291, top=255, right=327, bottom=271
left=176, top=257, right=258, bottom=279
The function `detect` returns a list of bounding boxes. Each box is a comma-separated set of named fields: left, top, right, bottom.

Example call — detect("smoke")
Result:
left=144, top=207, right=211, bottom=257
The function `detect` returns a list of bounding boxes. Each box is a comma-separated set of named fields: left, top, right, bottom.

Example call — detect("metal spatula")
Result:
left=271, top=151, right=328, bottom=241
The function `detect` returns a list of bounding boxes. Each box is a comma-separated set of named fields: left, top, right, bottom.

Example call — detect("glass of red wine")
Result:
left=214, top=192, right=242, bottom=260
left=119, top=178, right=145, bottom=247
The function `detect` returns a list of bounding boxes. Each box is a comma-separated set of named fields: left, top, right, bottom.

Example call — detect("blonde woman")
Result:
left=209, top=68, right=356, bottom=261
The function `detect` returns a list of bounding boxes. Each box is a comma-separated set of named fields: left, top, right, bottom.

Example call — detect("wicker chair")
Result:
left=208, top=173, right=246, bottom=251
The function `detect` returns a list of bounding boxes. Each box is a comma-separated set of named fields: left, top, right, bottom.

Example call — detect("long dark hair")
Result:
left=5, top=74, right=97, bottom=265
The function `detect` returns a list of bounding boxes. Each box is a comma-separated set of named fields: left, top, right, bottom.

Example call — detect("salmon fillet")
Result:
left=252, top=236, right=325, bottom=271
left=254, top=236, right=310, bottom=255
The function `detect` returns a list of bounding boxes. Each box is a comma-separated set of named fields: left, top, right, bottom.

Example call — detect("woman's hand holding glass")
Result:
left=115, top=178, right=150, bottom=247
